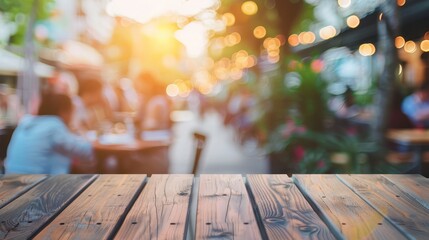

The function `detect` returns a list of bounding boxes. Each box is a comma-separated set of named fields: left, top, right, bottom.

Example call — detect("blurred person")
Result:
left=72, top=78, right=113, bottom=131
left=402, top=80, right=429, bottom=128
left=119, top=72, right=171, bottom=174
left=134, top=72, right=171, bottom=131
left=5, top=93, right=93, bottom=174
left=329, top=86, right=361, bottom=119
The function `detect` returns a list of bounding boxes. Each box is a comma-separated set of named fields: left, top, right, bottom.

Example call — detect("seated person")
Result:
left=72, top=78, right=113, bottom=131
left=402, top=81, right=429, bottom=128
left=5, top=93, right=93, bottom=174
left=134, top=72, right=171, bottom=131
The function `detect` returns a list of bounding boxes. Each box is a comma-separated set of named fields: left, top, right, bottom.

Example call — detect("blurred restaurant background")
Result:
left=1, top=0, right=429, bottom=175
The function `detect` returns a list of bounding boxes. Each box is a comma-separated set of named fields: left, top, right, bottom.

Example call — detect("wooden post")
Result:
left=371, top=1, right=399, bottom=167
left=18, top=0, right=40, bottom=114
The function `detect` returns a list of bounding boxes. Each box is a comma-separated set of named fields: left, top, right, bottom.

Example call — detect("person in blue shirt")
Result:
left=5, top=93, right=93, bottom=174
left=402, top=81, right=429, bottom=128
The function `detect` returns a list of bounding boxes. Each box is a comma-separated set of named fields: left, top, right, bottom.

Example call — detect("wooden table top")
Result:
left=0, top=174, right=428, bottom=239
left=387, top=129, right=429, bottom=145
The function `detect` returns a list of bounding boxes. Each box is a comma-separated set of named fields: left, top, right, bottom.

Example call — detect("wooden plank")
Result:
left=383, top=174, right=429, bottom=210
left=35, top=174, right=146, bottom=240
left=196, top=174, right=262, bottom=239
left=0, top=174, right=96, bottom=240
left=0, top=174, right=47, bottom=209
left=338, top=174, right=429, bottom=239
left=293, top=174, right=407, bottom=240
left=114, top=174, right=193, bottom=240
left=246, top=174, right=335, bottom=240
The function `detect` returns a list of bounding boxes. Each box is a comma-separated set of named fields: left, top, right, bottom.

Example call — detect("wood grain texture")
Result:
left=246, top=175, right=335, bottom=240
left=196, top=174, right=262, bottom=240
left=338, top=174, right=429, bottom=239
left=34, top=174, right=146, bottom=240
left=0, top=174, right=95, bottom=240
left=0, top=174, right=47, bottom=209
left=293, top=174, right=407, bottom=240
left=383, top=174, right=429, bottom=210
left=114, top=174, right=193, bottom=240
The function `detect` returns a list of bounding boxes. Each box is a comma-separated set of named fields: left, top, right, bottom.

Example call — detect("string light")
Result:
left=404, top=41, right=416, bottom=53
left=241, top=1, right=258, bottom=16
left=253, top=26, right=266, bottom=39
left=338, top=0, right=351, bottom=8
left=222, top=13, right=235, bottom=26
left=288, top=34, right=299, bottom=47
left=420, top=40, right=429, bottom=52
left=319, top=26, right=336, bottom=40
left=359, top=43, right=376, bottom=56
left=395, top=36, right=405, bottom=49
left=347, top=15, right=360, bottom=28
left=397, top=0, right=406, bottom=7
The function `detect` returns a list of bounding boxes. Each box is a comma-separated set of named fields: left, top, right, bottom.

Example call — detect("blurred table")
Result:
left=91, top=132, right=171, bottom=174
left=387, top=129, right=429, bottom=175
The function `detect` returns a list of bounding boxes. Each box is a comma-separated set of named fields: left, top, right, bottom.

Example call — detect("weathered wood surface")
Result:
left=35, top=174, right=146, bottom=240
left=293, top=174, right=407, bottom=240
left=196, top=174, right=262, bottom=239
left=114, top=174, right=193, bottom=240
left=338, top=174, right=429, bottom=239
left=0, top=174, right=427, bottom=240
left=383, top=174, right=429, bottom=210
left=0, top=174, right=47, bottom=209
left=0, top=174, right=95, bottom=240
left=246, top=175, right=335, bottom=240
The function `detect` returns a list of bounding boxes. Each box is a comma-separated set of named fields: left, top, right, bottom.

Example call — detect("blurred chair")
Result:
left=191, top=132, right=207, bottom=175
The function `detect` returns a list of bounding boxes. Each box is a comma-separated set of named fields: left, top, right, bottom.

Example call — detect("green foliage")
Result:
left=287, top=59, right=328, bottom=132
left=0, top=0, right=54, bottom=45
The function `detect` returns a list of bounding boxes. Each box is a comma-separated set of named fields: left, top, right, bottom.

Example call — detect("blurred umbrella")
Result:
left=0, top=48, right=54, bottom=78
left=40, top=41, right=103, bottom=71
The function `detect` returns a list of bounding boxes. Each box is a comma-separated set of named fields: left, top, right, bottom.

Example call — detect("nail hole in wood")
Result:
left=170, top=223, right=176, bottom=225
left=28, top=221, right=32, bottom=223
left=378, top=223, right=382, bottom=225
left=59, top=223, right=65, bottom=225
left=222, top=194, right=228, bottom=196
left=206, top=222, right=211, bottom=225
left=88, top=195, right=92, bottom=197
left=131, top=222, right=137, bottom=225
left=396, top=195, right=400, bottom=198
left=117, top=194, right=122, bottom=196
left=342, top=223, right=346, bottom=225
left=243, top=222, right=249, bottom=225
left=96, top=222, right=101, bottom=225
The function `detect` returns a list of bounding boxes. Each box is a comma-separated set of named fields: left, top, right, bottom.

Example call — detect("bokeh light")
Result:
left=241, top=1, right=258, bottom=16
left=288, top=34, right=299, bottom=47
left=253, top=26, right=267, bottom=39
left=395, top=36, right=405, bottom=48
left=359, top=43, right=376, bottom=56
left=338, top=0, right=351, bottom=8
left=404, top=40, right=416, bottom=53
left=166, top=84, right=180, bottom=97
left=222, top=13, right=235, bottom=26
left=397, top=0, right=406, bottom=7
left=299, top=32, right=316, bottom=44
left=346, top=15, right=360, bottom=28
left=420, top=40, right=429, bottom=52
left=224, top=32, right=241, bottom=47
left=319, top=26, right=336, bottom=40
